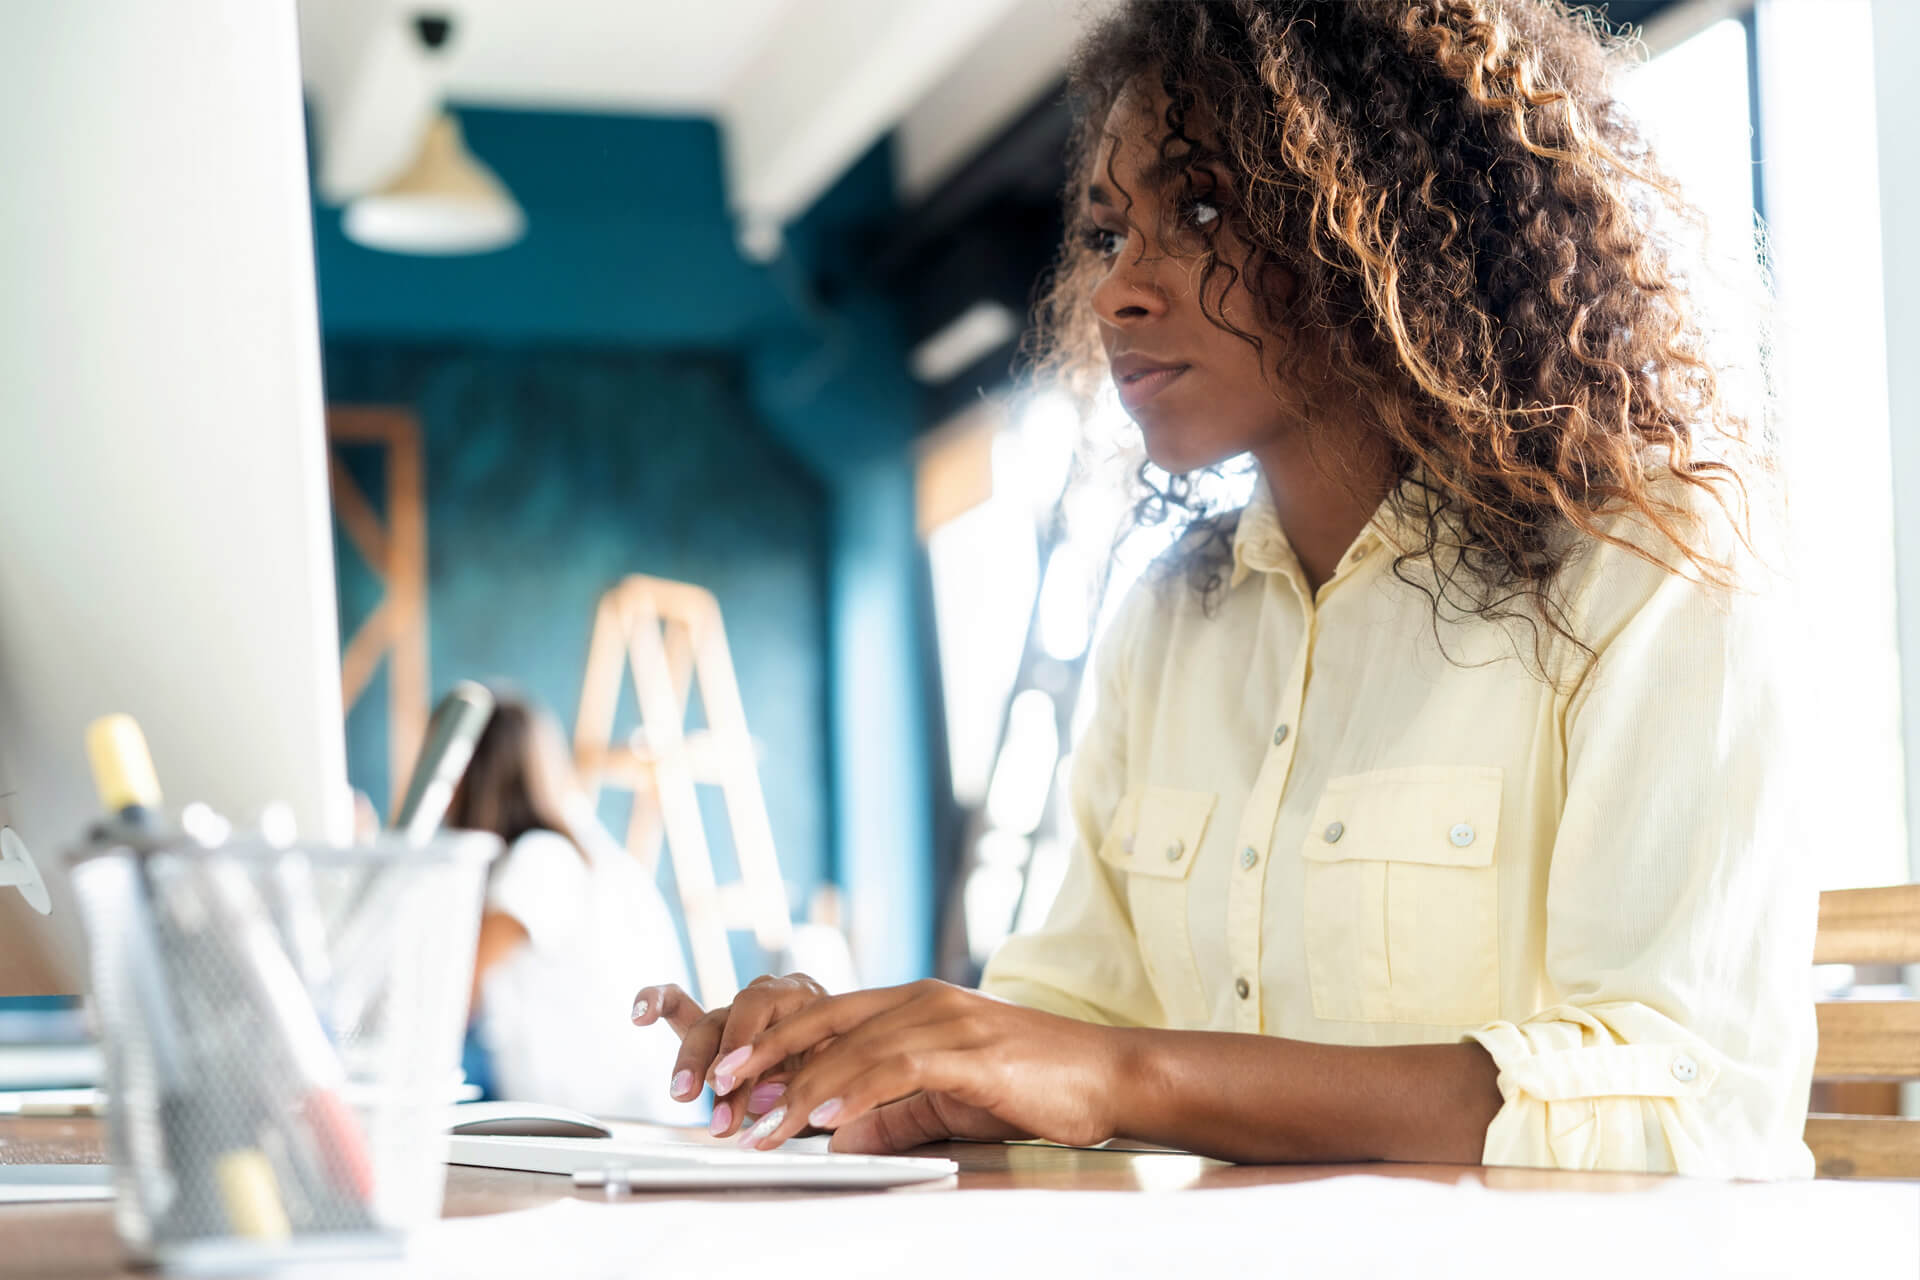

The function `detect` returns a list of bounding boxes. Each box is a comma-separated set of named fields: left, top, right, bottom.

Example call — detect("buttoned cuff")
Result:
left=1471, top=1018, right=1721, bottom=1103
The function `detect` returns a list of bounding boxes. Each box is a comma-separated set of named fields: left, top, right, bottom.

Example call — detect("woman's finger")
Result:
left=630, top=983, right=706, bottom=1036
left=828, top=1091, right=1027, bottom=1154
left=700, top=974, right=832, bottom=1138
left=727, top=979, right=944, bottom=1087
left=733, top=997, right=978, bottom=1149
left=706, top=973, right=827, bottom=1094
left=667, top=1006, right=732, bottom=1105
left=738, top=1028, right=977, bottom=1151
left=825, top=1092, right=952, bottom=1155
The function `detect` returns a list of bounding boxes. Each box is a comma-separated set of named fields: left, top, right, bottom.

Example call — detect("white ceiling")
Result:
left=296, top=0, right=1099, bottom=255
left=404, top=0, right=802, bottom=114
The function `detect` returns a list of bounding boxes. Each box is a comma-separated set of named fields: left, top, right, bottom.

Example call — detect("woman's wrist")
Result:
left=1087, top=1027, right=1501, bottom=1164
left=1097, top=1024, right=1169, bottom=1147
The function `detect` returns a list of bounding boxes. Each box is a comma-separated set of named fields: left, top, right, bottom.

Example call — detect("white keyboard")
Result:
left=446, top=1133, right=959, bottom=1190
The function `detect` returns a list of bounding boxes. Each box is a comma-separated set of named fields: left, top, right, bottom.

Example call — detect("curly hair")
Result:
left=1028, top=0, right=1771, bottom=667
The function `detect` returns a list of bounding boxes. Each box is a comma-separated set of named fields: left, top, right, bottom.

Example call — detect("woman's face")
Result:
left=1084, top=86, right=1302, bottom=474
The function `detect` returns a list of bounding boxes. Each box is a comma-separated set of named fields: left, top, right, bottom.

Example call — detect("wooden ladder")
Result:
left=572, top=575, right=792, bottom=1005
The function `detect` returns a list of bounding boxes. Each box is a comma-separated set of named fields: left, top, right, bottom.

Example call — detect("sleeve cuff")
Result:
left=1470, top=1018, right=1722, bottom=1103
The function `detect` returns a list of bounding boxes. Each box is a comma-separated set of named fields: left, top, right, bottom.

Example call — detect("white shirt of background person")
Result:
left=477, top=803, right=703, bottom=1125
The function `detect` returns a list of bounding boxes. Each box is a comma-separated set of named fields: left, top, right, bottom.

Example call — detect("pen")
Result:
left=77, top=717, right=192, bottom=1229
left=185, top=857, right=378, bottom=1206
left=327, top=682, right=495, bottom=1033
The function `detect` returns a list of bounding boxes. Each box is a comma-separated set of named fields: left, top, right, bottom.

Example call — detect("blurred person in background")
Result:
left=635, top=0, right=1814, bottom=1178
left=452, top=690, right=699, bottom=1123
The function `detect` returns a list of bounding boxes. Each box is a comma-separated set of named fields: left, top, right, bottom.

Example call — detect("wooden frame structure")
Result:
left=573, top=575, right=791, bottom=1005
left=327, top=406, right=429, bottom=812
left=1807, top=883, right=1920, bottom=1177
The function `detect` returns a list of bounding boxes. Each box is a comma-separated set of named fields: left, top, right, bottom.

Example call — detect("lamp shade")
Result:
left=343, top=112, right=524, bottom=255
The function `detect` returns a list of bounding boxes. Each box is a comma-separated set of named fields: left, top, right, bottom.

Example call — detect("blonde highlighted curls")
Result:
left=1027, top=0, right=1770, bottom=665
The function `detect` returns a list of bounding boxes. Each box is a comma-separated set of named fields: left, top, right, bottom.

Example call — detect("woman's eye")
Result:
left=1185, top=198, right=1220, bottom=229
left=1084, top=226, right=1125, bottom=258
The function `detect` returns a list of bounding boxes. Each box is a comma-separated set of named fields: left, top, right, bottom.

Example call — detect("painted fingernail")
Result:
left=671, top=1070, right=695, bottom=1099
left=709, top=1102, right=732, bottom=1137
left=711, top=1046, right=752, bottom=1094
left=741, top=1106, right=785, bottom=1148
left=807, top=1098, right=843, bottom=1127
left=631, top=996, right=649, bottom=1023
left=748, top=1082, right=787, bottom=1113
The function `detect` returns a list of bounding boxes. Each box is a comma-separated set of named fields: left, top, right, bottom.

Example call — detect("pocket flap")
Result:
left=1097, top=785, right=1216, bottom=880
left=1301, top=766, right=1502, bottom=868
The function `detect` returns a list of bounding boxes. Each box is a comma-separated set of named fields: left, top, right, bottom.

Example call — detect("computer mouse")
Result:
left=446, top=1100, right=614, bottom=1139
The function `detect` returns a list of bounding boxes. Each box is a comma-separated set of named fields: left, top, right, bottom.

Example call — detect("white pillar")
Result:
left=1872, top=0, right=1920, bottom=879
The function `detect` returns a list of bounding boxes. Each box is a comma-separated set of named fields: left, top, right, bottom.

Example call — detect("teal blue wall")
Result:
left=324, top=346, right=831, bottom=959
left=313, top=108, right=933, bottom=983
left=314, top=114, right=796, bottom=345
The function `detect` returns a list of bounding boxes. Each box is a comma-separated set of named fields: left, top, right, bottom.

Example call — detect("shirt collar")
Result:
left=1230, top=464, right=1435, bottom=590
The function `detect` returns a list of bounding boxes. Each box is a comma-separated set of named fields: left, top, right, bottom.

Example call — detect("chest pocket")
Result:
left=1299, top=766, right=1502, bottom=1027
left=1097, top=785, right=1215, bottom=1026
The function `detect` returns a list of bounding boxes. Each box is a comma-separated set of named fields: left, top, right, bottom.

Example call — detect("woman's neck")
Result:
left=1251, top=432, right=1397, bottom=595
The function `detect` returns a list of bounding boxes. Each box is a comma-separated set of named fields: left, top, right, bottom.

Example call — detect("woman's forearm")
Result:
left=1110, top=1028, right=1504, bottom=1165
left=469, top=910, right=529, bottom=1012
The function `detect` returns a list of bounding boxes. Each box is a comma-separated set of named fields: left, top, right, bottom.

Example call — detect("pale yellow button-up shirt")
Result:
left=981, top=467, right=1817, bottom=1179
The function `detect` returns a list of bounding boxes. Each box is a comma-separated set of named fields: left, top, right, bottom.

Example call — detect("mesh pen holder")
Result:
left=69, top=829, right=499, bottom=1271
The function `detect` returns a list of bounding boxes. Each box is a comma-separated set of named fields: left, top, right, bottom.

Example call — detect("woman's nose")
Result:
left=1090, top=240, right=1169, bottom=329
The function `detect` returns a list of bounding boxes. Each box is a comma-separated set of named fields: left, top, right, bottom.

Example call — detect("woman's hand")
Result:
left=629, top=973, right=831, bottom=1138
left=712, top=979, right=1129, bottom=1154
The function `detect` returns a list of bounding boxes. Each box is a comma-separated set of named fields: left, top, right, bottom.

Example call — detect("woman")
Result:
left=634, top=0, right=1813, bottom=1176
left=455, top=692, right=700, bottom=1123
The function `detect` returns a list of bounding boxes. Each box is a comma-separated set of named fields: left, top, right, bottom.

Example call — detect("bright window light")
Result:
left=1617, top=19, right=1769, bottom=429
left=984, top=689, right=1060, bottom=835
left=1013, top=837, right=1068, bottom=935
left=1749, top=0, right=1904, bottom=888
left=963, top=858, right=1028, bottom=964
left=928, top=494, right=1038, bottom=805
left=1037, top=543, right=1093, bottom=661
left=975, top=828, right=1032, bottom=869
left=1013, top=389, right=1081, bottom=514
left=1619, top=4, right=1904, bottom=890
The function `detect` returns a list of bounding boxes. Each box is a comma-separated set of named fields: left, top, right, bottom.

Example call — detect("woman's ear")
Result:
left=1260, top=257, right=1299, bottom=307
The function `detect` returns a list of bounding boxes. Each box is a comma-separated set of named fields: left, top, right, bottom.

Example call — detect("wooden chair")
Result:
left=1806, top=883, right=1920, bottom=1177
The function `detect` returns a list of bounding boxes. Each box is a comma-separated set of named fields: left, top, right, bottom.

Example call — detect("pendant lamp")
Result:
left=343, top=111, right=525, bottom=255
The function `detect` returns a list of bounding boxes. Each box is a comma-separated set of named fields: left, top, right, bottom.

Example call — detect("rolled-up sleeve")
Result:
left=1468, top=515, right=1818, bottom=1178
left=981, top=593, right=1165, bottom=1029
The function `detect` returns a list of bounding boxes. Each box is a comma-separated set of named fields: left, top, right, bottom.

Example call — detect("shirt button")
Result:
left=1671, top=1054, right=1698, bottom=1084
left=1273, top=724, right=1289, bottom=746
left=1323, top=821, right=1345, bottom=843
left=1449, top=823, right=1476, bottom=848
left=1235, top=977, right=1251, bottom=999
left=1240, top=846, right=1259, bottom=869
left=1164, top=839, right=1185, bottom=863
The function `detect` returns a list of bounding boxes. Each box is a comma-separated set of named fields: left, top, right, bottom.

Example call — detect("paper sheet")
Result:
left=0, top=1184, right=114, bottom=1203
left=0, top=1164, right=114, bottom=1202
left=413, top=1174, right=1920, bottom=1279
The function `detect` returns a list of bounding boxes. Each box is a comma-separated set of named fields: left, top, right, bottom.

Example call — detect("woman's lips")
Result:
left=1115, top=364, right=1188, bottom=411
